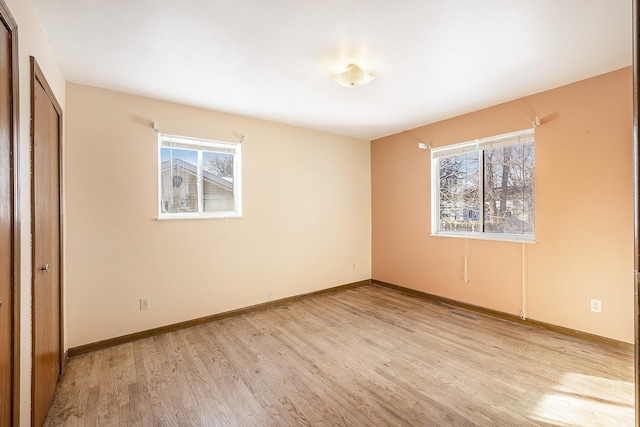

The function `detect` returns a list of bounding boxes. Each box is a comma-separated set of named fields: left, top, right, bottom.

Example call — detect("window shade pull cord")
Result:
left=520, top=234, right=527, bottom=320
left=464, top=238, right=470, bottom=283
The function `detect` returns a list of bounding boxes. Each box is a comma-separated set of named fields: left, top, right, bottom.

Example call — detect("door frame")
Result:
left=0, top=1, right=19, bottom=425
left=635, top=0, right=640, bottom=426
left=29, top=56, right=64, bottom=424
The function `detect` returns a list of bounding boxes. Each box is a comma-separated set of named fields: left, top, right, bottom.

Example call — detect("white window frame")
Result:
left=158, top=133, right=242, bottom=219
left=431, top=128, right=535, bottom=243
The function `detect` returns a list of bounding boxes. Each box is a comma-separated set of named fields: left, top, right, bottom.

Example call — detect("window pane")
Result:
left=483, top=142, right=535, bottom=235
left=439, top=152, right=480, bottom=233
left=160, top=147, right=199, bottom=213
left=202, top=151, right=235, bottom=213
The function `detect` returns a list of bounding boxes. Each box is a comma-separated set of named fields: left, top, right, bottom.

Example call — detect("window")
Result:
left=158, top=134, right=242, bottom=219
left=431, top=128, right=535, bottom=242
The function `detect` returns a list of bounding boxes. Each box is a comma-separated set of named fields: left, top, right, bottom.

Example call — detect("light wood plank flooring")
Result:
left=45, top=285, right=634, bottom=426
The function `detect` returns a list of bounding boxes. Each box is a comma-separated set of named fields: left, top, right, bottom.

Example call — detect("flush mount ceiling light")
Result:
left=330, top=63, right=376, bottom=89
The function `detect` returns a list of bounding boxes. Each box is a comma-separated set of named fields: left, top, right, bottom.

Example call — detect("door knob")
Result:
left=41, top=264, right=49, bottom=273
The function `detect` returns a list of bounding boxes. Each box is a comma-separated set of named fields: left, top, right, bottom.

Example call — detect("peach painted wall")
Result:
left=64, top=83, right=371, bottom=348
left=372, top=68, right=633, bottom=343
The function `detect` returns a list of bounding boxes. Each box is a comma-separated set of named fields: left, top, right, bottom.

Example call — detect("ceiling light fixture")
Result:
left=330, top=63, right=376, bottom=89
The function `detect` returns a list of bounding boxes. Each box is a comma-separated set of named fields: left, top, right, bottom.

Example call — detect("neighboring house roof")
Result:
left=161, top=158, right=233, bottom=191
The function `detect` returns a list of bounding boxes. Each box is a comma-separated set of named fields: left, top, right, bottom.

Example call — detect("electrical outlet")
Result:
left=591, top=299, right=601, bottom=313
left=352, top=263, right=356, bottom=270
left=140, top=297, right=149, bottom=310
left=268, top=290, right=274, bottom=301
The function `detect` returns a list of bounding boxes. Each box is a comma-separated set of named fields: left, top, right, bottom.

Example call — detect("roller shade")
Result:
left=161, top=134, right=238, bottom=154
left=431, top=128, right=534, bottom=159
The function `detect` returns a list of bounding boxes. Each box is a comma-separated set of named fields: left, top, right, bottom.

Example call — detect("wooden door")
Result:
left=0, top=6, right=14, bottom=426
left=31, top=58, right=62, bottom=427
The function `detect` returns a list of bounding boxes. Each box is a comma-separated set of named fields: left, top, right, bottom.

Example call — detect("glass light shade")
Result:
left=331, top=63, right=376, bottom=89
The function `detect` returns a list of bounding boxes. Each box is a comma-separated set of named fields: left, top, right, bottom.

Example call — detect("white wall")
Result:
left=64, top=83, right=372, bottom=347
left=4, top=0, right=66, bottom=424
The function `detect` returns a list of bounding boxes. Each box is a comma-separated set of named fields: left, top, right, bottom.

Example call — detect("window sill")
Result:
left=430, top=232, right=536, bottom=244
left=157, top=213, right=243, bottom=220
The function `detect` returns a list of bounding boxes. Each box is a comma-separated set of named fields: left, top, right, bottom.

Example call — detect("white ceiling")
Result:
left=32, top=0, right=631, bottom=140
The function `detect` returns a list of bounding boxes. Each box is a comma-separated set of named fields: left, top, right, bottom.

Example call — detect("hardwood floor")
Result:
left=44, top=285, right=634, bottom=426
